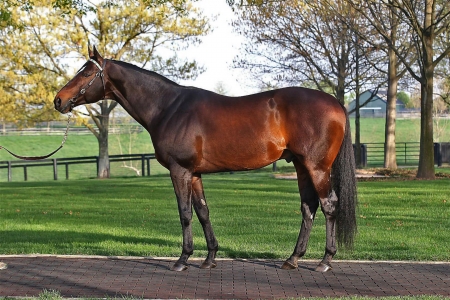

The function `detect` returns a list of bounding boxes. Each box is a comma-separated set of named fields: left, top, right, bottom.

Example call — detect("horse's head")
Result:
left=54, top=46, right=106, bottom=114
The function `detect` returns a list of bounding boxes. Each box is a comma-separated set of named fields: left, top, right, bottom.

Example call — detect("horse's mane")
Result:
left=110, top=60, right=180, bottom=86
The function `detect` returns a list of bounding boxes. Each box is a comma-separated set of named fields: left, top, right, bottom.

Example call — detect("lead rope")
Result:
left=0, top=113, right=72, bottom=161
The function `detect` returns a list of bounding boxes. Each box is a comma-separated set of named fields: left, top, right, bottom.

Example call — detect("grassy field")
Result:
left=0, top=173, right=448, bottom=261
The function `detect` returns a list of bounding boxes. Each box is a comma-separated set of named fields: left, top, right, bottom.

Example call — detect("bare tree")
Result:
left=348, top=0, right=416, bottom=169
left=232, top=0, right=359, bottom=104
left=382, top=0, right=450, bottom=178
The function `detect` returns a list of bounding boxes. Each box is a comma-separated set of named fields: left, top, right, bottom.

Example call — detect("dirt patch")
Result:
left=273, top=168, right=450, bottom=181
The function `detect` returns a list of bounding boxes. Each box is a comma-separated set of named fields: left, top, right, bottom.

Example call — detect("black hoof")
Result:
left=200, top=260, right=217, bottom=269
left=281, top=260, right=297, bottom=270
left=171, top=262, right=188, bottom=272
left=315, top=263, right=332, bottom=272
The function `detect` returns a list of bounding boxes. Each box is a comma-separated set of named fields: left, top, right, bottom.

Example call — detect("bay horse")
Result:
left=54, top=47, right=357, bottom=272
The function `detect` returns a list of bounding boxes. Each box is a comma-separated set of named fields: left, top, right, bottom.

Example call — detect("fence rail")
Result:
left=365, top=142, right=421, bottom=166
left=0, top=153, right=155, bottom=182
left=0, top=125, right=143, bottom=136
left=1, top=142, right=449, bottom=182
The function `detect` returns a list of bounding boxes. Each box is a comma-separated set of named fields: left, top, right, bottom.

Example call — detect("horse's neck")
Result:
left=106, top=61, right=180, bottom=128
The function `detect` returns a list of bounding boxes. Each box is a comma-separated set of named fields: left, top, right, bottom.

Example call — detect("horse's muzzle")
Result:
left=54, top=97, right=72, bottom=114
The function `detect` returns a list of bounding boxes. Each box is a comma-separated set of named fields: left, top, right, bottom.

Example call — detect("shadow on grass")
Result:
left=0, top=230, right=179, bottom=256
left=0, top=230, right=290, bottom=261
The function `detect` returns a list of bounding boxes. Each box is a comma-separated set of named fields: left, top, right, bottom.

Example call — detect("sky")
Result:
left=178, top=0, right=257, bottom=96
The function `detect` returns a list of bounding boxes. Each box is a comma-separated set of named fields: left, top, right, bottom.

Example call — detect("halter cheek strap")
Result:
left=68, top=59, right=106, bottom=111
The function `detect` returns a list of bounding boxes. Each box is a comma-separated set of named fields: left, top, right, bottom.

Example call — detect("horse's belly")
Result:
left=194, top=139, right=285, bottom=173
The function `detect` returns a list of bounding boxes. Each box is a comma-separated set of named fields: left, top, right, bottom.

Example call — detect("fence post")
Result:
left=353, top=144, right=367, bottom=167
left=272, top=162, right=277, bottom=172
left=147, top=157, right=151, bottom=176
left=403, top=143, right=407, bottom=165
left=7, top=161, right=12, bottom=182
left=361, top=144, right=367, bottom=167
left=24, top=166, right=28, bottom=181
left=96, top=156, right=99, bottom=176
left=65, top=163, right=69, bottom=180
left=141, top=154, right=145, bottom=177
left=53, top=159, right=58, bottom=180
left=434, top=143, right=442, bottom=167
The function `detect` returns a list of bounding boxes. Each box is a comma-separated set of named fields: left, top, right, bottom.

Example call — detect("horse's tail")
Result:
left=332, top=106, right=357, bottom=249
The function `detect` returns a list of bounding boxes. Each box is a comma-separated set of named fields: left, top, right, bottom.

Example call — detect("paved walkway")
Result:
left=1, top=256, right=449, bottom=299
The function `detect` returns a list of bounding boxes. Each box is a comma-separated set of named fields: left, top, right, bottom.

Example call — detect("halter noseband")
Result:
left=68, top=58, right=106, bottom=111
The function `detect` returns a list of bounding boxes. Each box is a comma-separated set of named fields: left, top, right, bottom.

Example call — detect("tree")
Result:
left=232, top=0, right=358, bottom=104
left=397, top=91, right=411, bottom=108
left=0, top=1, right=73, bottom=128
left=0, top=0, right=209, bottom=178
left=389, top=0, right=450, bottom=179
left=349, top=0, right=416, bottom=169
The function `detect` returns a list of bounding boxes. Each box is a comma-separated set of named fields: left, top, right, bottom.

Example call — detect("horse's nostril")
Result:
left=55, top=97, right=62, bottom=109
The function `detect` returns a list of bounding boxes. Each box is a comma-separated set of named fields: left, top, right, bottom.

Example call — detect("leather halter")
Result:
left=67, top=58, right=106, bottom=112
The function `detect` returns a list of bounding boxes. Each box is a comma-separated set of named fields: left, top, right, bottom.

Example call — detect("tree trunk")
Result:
left=354, top=93, right=361, bottom=168
left=336, top=57, right=347, bottom=105
left=384, top=47, right=398, bottom=169
left=417, top=1, right=435, bottom=179
left=354, top=40, right=362, bottom=169
left=97, top=101, right=110, bottom=179
left=417, top=81, right=435, bottom=179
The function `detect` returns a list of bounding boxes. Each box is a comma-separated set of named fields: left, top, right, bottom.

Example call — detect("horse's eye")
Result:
left=82, top=72, right=92, bottom=77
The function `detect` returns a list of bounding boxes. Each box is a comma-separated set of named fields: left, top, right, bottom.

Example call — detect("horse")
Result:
left=54, top=46, right=357, bottom=272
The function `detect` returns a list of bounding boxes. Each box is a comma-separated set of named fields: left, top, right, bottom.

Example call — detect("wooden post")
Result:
left=7, top=161, right=12, bottom=182
left=53, top=159, right=58, bottom=180
left=24, top=166, right=28, bottom=181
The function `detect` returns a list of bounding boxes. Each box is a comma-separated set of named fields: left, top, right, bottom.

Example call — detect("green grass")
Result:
left=0, top=131, right=171, bottom=181
left=0, top=173, right=448, bottom=261
left=350, top=117, right=450, bottom=143
left=0, top=131, right=154, bottom=160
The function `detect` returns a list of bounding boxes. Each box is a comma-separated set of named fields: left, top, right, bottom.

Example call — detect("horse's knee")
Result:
left=179, top=209, right=193, bottom=227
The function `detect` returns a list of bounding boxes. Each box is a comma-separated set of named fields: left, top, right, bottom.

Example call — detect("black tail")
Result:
left=332, top=107, right=357, bottom=249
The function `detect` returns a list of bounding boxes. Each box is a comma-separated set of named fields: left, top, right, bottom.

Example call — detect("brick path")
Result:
left=0, top=256, right=449, bottom=299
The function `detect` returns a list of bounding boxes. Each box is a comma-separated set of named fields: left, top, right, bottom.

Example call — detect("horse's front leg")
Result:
left=170, top=165, right=194, bottom=271
left=192, top=174, right=219, bottom=269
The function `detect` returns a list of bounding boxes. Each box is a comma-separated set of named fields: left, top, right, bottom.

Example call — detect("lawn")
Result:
left=0, top=173, right=448, bottom=261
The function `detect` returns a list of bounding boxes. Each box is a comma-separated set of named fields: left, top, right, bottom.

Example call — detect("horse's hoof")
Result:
left=281, top=260, right=297, bottom=270
left=171, top=262, right=188, bottom=272
left=200, top=260, right=217, bottom=269
left=315, top=263, right=332, bottom=272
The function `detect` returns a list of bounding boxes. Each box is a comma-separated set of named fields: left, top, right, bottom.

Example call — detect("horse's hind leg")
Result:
left=282, top=161, right=320, bottom=270
left=192, top=174, right=219, bottom=269
left=309, top=167, right=338, bottom=273
left=315, top=189, right=338, bottom=272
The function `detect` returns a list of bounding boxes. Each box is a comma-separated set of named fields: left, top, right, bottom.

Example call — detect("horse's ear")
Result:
left=88, top=45, right=94, bottom=58
left=92, top=46, right=104, bottom=64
